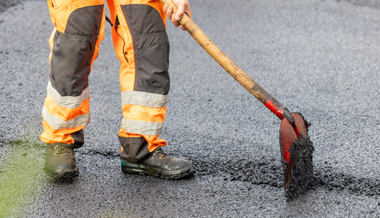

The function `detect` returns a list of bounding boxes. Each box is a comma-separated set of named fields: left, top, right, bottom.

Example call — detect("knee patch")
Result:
left=121, top=4, right=170, bottom=95
left=50, top=5, right=104, bottom=97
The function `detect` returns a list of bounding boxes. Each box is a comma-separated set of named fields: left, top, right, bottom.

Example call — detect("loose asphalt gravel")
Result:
left=0, top=0, right=379, bottom=217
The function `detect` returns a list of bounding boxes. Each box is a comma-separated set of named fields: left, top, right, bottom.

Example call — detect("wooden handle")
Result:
left=160, top=0, right=286, bottom=119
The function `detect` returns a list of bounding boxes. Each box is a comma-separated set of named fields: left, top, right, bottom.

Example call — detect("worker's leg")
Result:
left=108, top=0, right=194, bottom=179
left=41, top=0, right=106, bottom=178
left=41, top=0, right=105, bottom=146
left=107, top=0, right=169, bottom=161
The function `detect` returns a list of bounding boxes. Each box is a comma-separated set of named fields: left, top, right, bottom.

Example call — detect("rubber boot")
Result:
left=121, top=148, right=195, bottom=180
left=44, top=143, right=78, bottom=179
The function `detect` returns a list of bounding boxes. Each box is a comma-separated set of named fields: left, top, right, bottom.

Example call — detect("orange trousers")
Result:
left=41, top=0, right=170, bottom=162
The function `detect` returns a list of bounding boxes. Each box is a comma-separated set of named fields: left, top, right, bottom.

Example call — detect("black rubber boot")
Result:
left=121, top=148, right=195, bottom=180
left=44, top=143, right=78, bottom=179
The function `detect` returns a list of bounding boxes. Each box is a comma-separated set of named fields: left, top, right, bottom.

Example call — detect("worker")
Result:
left=41, top=0, right=195, bottom=180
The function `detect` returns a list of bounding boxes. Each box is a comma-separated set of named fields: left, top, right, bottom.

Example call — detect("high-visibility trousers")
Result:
left=41, top=0, right=170, bottom=162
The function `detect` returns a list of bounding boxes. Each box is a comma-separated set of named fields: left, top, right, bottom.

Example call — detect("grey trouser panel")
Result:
left=121, top=4, right=170, bottom=95
left=50, top=5, right=104, bottom=96
left=119, top=137, right=151, bottom=163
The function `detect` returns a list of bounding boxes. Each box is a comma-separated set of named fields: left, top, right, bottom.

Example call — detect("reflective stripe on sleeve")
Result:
left=121, top=91, right=167, bottom=108
left=42, top=106, right=90, bottom=130
left=47, top=81, right=90, bottom=109
left=121, top=118, right=163, bottom=136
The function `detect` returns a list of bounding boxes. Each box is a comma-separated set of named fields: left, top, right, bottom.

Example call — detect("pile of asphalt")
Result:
left=283, top=137, right=315, bottom=200
left=341, top=0, right=380, bottom=9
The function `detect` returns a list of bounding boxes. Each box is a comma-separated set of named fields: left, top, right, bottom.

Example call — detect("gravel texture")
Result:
left=0, top=0, right=20, bottom=13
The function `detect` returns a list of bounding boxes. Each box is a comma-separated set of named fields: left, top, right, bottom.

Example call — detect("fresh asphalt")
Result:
left=0, top=0, right=379, bottom=217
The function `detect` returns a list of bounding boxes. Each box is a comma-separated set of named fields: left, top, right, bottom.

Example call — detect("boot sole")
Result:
left=44, top=166, right=79, bottom=180
left=121, top=161, right=195, bottom=180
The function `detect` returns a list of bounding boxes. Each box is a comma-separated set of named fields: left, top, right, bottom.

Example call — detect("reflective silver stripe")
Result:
left=47, top=81, right=89, bottom=109
left=121, top=118, right=163, bottom=136
left=121, top=91, right=167, bottom=108
left=42, top=106, right=90, bottom=130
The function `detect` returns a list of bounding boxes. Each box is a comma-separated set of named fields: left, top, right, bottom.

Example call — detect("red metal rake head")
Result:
left=279, top=112, right=314, bottom=200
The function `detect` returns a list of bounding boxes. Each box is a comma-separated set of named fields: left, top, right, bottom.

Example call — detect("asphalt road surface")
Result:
left=1, top=0, right=379, bottom=217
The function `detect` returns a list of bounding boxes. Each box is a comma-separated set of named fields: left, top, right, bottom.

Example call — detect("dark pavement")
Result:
left=0, top=0, right=379, bottom=217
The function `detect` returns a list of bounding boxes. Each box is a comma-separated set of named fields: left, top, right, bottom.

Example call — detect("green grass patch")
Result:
left=0, top=139, right=46, bottom=217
